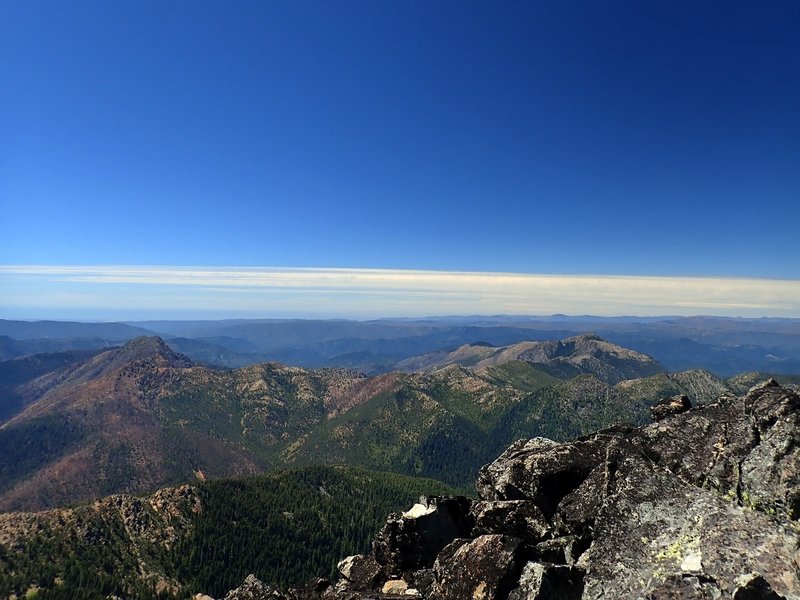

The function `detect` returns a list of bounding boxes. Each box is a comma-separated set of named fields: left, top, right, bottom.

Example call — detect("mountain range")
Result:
left=2, top=378, right=798, bottom=599
left=2, top=315, right=800, bottom=375
left=3, top=332, right=797, bottom=512
left=395, top=334, right=664, bottom=383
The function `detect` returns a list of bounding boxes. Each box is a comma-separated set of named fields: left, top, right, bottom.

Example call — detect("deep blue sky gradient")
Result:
left=2, top=1, right=799, bottom=277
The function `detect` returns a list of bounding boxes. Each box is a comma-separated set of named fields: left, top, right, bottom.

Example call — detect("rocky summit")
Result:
left=220, top=380, right=800, bottom=600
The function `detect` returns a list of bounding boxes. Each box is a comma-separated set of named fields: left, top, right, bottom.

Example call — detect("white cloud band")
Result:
left=1, top=265, right=798, bottom=319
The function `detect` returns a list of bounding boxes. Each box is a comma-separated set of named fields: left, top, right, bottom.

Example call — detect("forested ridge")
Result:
left=0, top=466, right=458, bottom=599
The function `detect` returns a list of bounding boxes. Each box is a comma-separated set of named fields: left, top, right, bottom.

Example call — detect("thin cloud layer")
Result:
left=1, top=265, right=798, bottom=319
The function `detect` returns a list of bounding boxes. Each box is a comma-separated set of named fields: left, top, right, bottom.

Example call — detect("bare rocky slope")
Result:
left=396, top=334, right=665, bottom=384
left=223, top=380, right=800, bottom=600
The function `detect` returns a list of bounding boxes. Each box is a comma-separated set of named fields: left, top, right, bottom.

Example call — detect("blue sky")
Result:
left=2, top=2, right=799, bottom=318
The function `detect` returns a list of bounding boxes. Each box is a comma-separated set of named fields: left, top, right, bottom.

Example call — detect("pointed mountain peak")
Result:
left=120, top=335, right=169, bottom=352
left=113, top=336, right=193, bottom=368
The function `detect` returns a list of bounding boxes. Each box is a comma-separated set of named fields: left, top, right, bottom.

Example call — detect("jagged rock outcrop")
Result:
left=650, top=393, right=692, bottom=421
left=221, top=380, right=800, bottom=600
left=223, top=574, right=285, bottom=599
left=372, top=496, right=474, bottom=575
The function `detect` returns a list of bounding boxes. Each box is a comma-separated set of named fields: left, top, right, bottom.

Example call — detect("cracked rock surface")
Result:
left=220, top=380, right=800, bottom=600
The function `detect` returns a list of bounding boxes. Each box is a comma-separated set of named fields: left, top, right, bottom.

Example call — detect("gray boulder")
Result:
left=428, top=534, right=524, bottom=600
left=224, top=574, right=285, bottom=600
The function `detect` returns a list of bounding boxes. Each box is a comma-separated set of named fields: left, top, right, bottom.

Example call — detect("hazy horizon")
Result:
left=2, top=265, right=799, bottom=321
